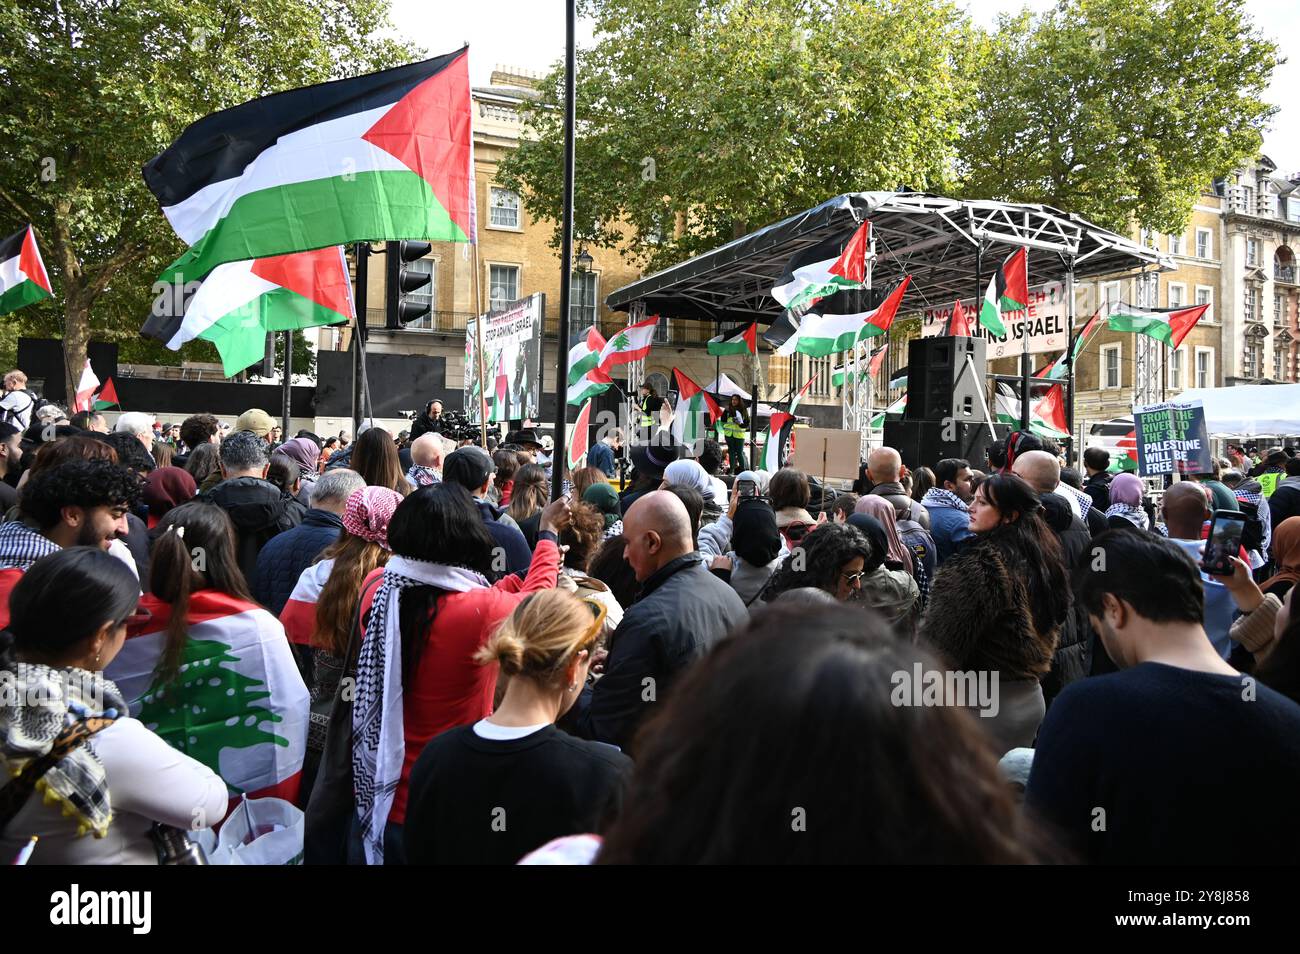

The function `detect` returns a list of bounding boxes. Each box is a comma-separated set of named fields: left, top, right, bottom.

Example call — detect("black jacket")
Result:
left=202, top=476, right=306, bottom=588
left=1269, top=477, right=1300, bottom=533
left=1082, top=472, right=1111, bottom=512
left=564, top=553, right=747, bottom=749
left=1038, top=493, right=1094, bottom=705
left=474, top=498, right=531, bottom=576
left=410, top=411, right=445, bottom=442
left=251, top=508, right=344, bottom=614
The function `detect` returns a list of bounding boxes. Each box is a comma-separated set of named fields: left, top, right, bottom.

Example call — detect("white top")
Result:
left=0, top=717, right=229, bottom=865
left=0, top=390, right=34, bottom=430
left=472, top=719, right=549, bottom=741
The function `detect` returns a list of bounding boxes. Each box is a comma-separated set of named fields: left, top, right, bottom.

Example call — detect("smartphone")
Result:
left=737, top=478, right=758, bottom=499
left=1201, top=509, right=1247, bottom=576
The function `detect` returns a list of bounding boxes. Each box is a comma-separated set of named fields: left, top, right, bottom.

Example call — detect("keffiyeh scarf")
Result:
left=351, top=556, right=489, bottom=865
left=921, top=487, right=969, bottom=513
left=0, top=521, right=60, bottom=571
left=1106, top=503, right=1149, bottom=530
left=0, top=664, right=126, bottom=837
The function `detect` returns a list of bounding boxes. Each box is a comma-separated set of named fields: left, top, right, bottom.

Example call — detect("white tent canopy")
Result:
left=702, top=373, right=780, bottom=418
left=1137, top=384, right=1300, bottom=437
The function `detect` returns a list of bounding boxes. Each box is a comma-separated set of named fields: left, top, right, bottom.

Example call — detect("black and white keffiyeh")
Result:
left=351, top=556, right=489, bottom=865
left=0, top=521, right=60, bottom=571
left=1105, top=502, right=1149, bottom=530
left=921, top=487, right=969, bottom=513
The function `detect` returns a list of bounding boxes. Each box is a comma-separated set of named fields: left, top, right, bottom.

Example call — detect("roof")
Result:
left=606, top=192, right=1175, bottom=326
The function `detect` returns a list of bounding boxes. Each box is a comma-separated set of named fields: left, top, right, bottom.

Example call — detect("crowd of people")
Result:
left=1, top=372, right=1299, bottom=865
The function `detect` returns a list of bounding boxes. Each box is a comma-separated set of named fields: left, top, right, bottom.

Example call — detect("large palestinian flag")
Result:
left=761, top=411, right=795, bottom=472
left=0, top=225, right=52, bottom=316
left=144, top=48, right=474, bottom=286
left=567, top=325, right=612, bottom=405
left=567, top=398, right=595, bottom=471
left=707, top=323, right=757, bottom=356
left=994, top=382, right=1069, bottom=439
left=771, top=221, right=870, bottom=315
left=777, top=275, right=911, bottom=357
left=143, top=246, right=354, bottom=376
left=1107, top=302, right=1210, bottom=348
left=979, top=247, right=1028, bottom=337
left=671, top=367, right=721, bottom=446
left=107, top=590, right=309, bottom=804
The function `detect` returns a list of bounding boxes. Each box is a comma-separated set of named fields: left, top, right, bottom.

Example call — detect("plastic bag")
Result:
left=216, top=796, right=305, bottom=865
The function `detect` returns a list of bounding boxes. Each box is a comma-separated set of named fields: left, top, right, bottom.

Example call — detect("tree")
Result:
left=0, top=0, right=418, bottom=397
left=957, top=0, right=1279, bottom=235
left=499, top=0, right=980, bottom=272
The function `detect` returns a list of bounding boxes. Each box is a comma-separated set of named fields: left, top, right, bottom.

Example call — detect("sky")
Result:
left=396, top=0, right=1296, bottom=172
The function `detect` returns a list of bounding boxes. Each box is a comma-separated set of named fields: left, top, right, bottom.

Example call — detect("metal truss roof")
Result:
left=606, top=192, right=1175, bottom=326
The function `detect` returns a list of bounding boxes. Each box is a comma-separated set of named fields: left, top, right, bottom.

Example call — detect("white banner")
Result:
left=465, top=293, right=544, bottom=424
left=922, top=281, right=1070, bottom=359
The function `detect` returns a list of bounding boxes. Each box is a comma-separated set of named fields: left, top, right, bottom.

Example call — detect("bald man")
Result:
left=866, top=446, right=931, bottom=530
left=1013, top=449, right=1106, bottom=535
left=1159, top=481, right=1235, bottom=658
left=562, top=490, right=747, bottom=748
left=406, top=433, right=445, bottom=488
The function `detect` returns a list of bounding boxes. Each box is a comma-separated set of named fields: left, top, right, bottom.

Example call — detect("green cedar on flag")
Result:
left=0, top=225, right=52, bottom=316
left=92, top=378, right=120, bottom=410
left=596, top=314, right=658, bottom=374
left=777, top=275, right=911, bottom=357
left=671, top=367, right=722, bottom=445
left=979, top=247, right=1028, bottom=337
left=567, top=398, right=594, bottom=471
left=567, top=325, right=612, bottom=405
left=771, top=220, right=870, bottom=315
left=1037, top=309, right=1102, bottom=380
left=144, top=48, right=474, bottom=287
left=142, top=246, right=353, bottom=377
left=1107, top=302, right=1210, bottom=349
left=707, top=322, right=757, bottom=356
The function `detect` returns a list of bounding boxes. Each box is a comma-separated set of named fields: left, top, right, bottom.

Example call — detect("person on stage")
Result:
left=636, top=383, right=664, bottom=441
left=719, top=394, right=748, bottom=475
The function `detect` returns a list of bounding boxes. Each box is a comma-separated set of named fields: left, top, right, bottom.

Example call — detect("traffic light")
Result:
left=385, top=240, right=433, bottom=328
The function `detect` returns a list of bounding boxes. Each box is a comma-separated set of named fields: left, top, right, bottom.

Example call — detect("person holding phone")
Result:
left=1160, top=483, right=1237, bottom=659
left=719, top=395, right=748, bottom=475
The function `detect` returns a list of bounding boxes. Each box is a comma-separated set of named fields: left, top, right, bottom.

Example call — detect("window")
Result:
left=488, top=264, right=519, bottom=311
left=1195, top=286, right=1214, bottom=323
left=1243, top=330, right=1263, bottom=379
left=1101, top=281, right=1122, bottom=310
left=569, top=270, right=598, bottom=326
left=1245, top=286, right=1258, bottom=323
left=1247, top=238, right=1259, bottom=266
left=402, top=259, right=436, bottom=329
left=1195, top=348, right=1214, bottom=389
left=1168, top=347, right=1185, bottom=391
left=489, top=188, right=520, bottom=229
left=1167, top=283, right=1185, bottom=309
left=1242, top=185, right=1255, bottom=214
left=1169, top=232, right=1184, bottom=255
left=809, top=356, right=832, bottom=397
left=653, top=317, right=671, bottom=343
left=1100, top=343, right=1121, bottom=390
left=1276, top=293, right=1284, bottom=326
left=1275, top=344, right=1284, bottom=381
left=1196, top=228, right=1212, bottom=259
left=1289, top=198, right=1300, bottom=224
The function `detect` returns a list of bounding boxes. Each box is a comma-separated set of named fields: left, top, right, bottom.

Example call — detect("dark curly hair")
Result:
left=761, top=522, right=873, bottom=601
left=179, top=414, right=221, bottom=452
left=20, top=460, right=143, bottom=531
left=559, top=501, right=606, bottom=571
left=102, top=431, right=155, bottom=474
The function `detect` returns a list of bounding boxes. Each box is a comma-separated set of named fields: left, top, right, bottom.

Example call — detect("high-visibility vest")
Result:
left=638, top=397, right=654, bottom=429
left=721, top=409, right=746, bottom=439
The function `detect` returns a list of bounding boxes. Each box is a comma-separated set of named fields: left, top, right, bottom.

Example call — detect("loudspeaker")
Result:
left=904, top=336, right=987, bottom=423
left=883, top=419, right=1009, bottom=472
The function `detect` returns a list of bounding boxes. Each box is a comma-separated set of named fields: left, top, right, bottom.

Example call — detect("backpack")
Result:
left=1236, top=499, right=1265, bottom=554
left=0, top=390, right=44, bottom=429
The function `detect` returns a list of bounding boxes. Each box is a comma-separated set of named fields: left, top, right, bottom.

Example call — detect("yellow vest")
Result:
left=721, top=410, right=746, bottom=439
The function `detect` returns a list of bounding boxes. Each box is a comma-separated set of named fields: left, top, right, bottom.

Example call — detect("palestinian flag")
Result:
left=1037, top=309, right=1102, bottom=380
left=946, top=299, right=972, bottom=337
left=92, top=378, right=120, bottom=410
left=979, top=247, right=1028, bottom=337
left=834, top=340, right=888, bottom=388
left=777, top=275, right=911, bottom=357
left=707, top=323, right=757, bottom=356
left=596, top=315, right=658, bottom=375
left=671, top=367, right=721, bottom=446
left=771, top=221, right=870, bottom=315
left=868, top=394, right=908, bottom=429
left=72, top=360, right=99, bottom=413
left=1107, top=302, right=1210, bottom=349
left=279, top=559, right=333, bottom=648
left=144, top=48, right=474, bottom=287
left=143, top=246, right=353, bottom=376
left=489, top=348, right=511, bottom=423
left=994, top=382, right=1069, bottom=439
left=106, top=590, right=309, bottom=804
left=1088, top=419, right=1140, bottom=473
left=567, top=325, right=612, bottom=405
left=0, top=225, right=52, bottom=315
left=831, top=365, right=867, bottom=389
left=787, top=375, right=815, bottom=415
left=889, top=368, right=907, bottom=390
left=567, top=398, right=594, bottom=471
left=762, top=411, right=795, bottom=471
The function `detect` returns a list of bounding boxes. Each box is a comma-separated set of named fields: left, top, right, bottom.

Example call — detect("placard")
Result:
left=922, top=281, right=1069, bottom=358
left=464, top=294, right=544, bottom=424
left=1133, top=401, right=1212, bottom=477
left=788, top=427, right=861, bottom=482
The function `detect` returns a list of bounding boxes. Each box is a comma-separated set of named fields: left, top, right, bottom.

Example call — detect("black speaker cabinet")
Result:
left=904, top=335, right=987, bottom=423
left=883, top=419, right=1009, bottom=472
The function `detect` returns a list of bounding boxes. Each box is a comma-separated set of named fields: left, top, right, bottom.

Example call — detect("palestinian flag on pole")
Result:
left=771, top=220, right=870, bottom=315
left=142, top=246, right=354, bottom=376
left=761, top=411, right=795, bottom=472
left=889, top=368, right=907, bottom=390
left=979, top=247, right=1028, bottom=337
left=1037, top=309, right=1102, bottom=380
left=835, top=341, right=888, bottom=388
left=787, top=375, right=815, bottom=416
left=567, top=325, right=612, bottom=405
left=72, top=360, right=99, bottom=413
left=994, top=382, right=1069, bottom=439
left=868, top=394, right=907, bottom=429
left=107, top=590, right=309, bottom=803
left=92, top=378, right=120, bottom=410
left=567, top=398, right=594, bottom=471
left=144, top=48, right=474, bottom=287
left=1089, top=418, right=1140, bottom=473
left=707, top=322, right=757, bottom=356
left=777, top=275, right=911, bottom=357
left=671, top=368, right=721, bottom=445
left=1107, top=302, right=1210, bottom=348
left=279, top=559, right=333, bottom=647
left=596, top=315, right=658, bottom=375
left=0, top=225, right=52, bottom=316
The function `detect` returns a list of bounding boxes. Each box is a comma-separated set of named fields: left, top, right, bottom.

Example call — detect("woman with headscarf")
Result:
left=278, top=436, right=322, bottom=506
left=581, top=481, right=624, bottom=540
left=856, top=494, right=935, bottom=609
left=846, top=512, right=921, bottom=632
left=142, top=466, right=198, bottom=532
left=1106, top=473, right=1150, bottom=531
left=1261, top=517, right=1300, bottom=601
left=663, top=458, right=722, bottom=527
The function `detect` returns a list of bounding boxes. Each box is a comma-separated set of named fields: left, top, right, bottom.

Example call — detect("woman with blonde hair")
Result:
left=403, top=589, right=631, bottom=865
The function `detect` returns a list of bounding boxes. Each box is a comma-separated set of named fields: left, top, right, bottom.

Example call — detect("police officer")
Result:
left=719, top=394, right=748, bottom=474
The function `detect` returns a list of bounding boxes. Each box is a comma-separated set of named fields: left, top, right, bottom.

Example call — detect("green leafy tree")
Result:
left=957, top=0, right=1279, bottom=235
left=499, top=0, right=980, bottom=271
left=0, top=0, right=418, bottom=396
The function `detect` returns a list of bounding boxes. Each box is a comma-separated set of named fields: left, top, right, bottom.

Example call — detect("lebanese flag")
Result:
left=978, top=247, right=1028, bottom=337
left=596, top=315, right=658, bottom=374
left=1107, top=302, right=1210, bottom=348
left=93, top=378, right=121, bottom=410
left=707, top=322, right=758, bottom=356
left=567, top=325, right=612, bottom=405
left=106, top=590, right=309, bottom=805
left=145, top=48, right=474, bottom=287
left=777, top=275, right=911, bottom=357
left=142, top=246, right=353, bottom=377
left=1038, top=308, right=1102, bottom=380
left=762, top=411, right=795, bottom=472
left=771, top=221, right=869, bottom=315
left=671, top=367, right=722, bottom=445
left=279, top=559, right=334, bottom=647
left=0, top=225, right=52, bottom=316
left=73, top=359, right=100, bottom=413
left=947, top=299, right=972, bottom=337
left=567, top=398, right=594, bottom=471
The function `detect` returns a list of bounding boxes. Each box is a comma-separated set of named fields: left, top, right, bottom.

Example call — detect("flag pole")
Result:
left=551, top=0, right=577, bottom=499
left=1019, top=250, right=1031, bottom=431
left=1064, top=261, right=1077, bottom=466
left=281, top=330, right=292, bottom=441
left=472, top=240, right=488, bottom=448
